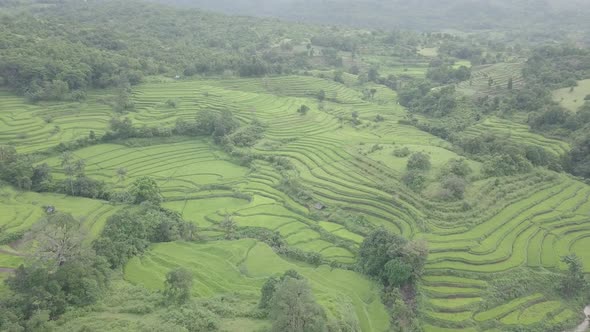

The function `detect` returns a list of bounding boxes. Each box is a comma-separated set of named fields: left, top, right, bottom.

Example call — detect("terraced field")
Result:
left=0, top=90, right=112, bottom=153
left=462, top=116, right=571, bottom=156
left=124, top=239, right=390, bottom=332
left=457, top=61, right=525, bottom=97
left=2, top=75, right=585, bottom=331
left=0, top=185, right=123, bottom=286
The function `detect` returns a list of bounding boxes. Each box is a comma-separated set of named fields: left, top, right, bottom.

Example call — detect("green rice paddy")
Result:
left=1, top=74, right=586, bottom=331
left=124, top=240, right=390, bottom=332
left=457, top=62, right=525, bottom=97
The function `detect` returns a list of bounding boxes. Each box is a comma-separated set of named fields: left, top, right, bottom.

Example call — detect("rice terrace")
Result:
left=1, top=0, right=590, bottom=331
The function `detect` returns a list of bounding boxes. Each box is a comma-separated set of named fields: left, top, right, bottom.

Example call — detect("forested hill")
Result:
left=153, top=0, right=590, bottom=40
left=0, top=0, right=321, bottom=100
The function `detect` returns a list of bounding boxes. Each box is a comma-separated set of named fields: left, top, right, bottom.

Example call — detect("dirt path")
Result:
left=0, top=267, right=15, bottom=273
left=569, top=306, right=590, bottom=332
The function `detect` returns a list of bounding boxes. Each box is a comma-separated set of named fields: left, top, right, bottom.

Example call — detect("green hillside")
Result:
left=1, top=1, right=590, bottom=332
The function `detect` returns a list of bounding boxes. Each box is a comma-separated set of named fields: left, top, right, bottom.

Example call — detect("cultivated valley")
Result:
left=1, top=1, right=590, bottom=331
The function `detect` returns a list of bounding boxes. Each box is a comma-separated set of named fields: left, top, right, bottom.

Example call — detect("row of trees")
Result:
left=357, top=228, right=428, bottom=331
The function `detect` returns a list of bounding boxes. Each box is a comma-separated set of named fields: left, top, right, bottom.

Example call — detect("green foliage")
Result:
left=128, top=177, right=162, bottom=205
left=383, top=259, right=413, bottom=287
left=559, top=254, right=587, bottom=298
left=393, top=147, right=411, bottom=158
left=439, top=175, right=468, bottom=200
left=2, top=252, right=109, bottom=323
left=0, top=0, right=335, bottom=98
left=93, top=206, right=195, bottom=268
left=298, top=104, right=310, bottom=115
left=482, top=154, right=532, bottom=177
left=226, top=120, right=265, bottom=148
left=28, top=212, right=85, bottom=267
left=164, top=268, right=193, bottom=304
left=441, top=158, right=472, bottom=178
left=402, top=171, right=426, bottom=191
left=565, top=133, right=590, bottom=179
left=259, top=270, right=305, bottom=311
left=399, top=82, right=458, bottom=117
left=269, top=278, right=327, bottom=332
left=0, top=146, right=34, bottom=190
left=358, top=228, right=427, bottom=287
left=175, top=110, right=241, bottom=145
left=524, top=46, right=590, bottom=90
left=382, top=288, right=421, bottom=332
left=427, top=64, right=471, bottom=84
left=406, top=152, right=431, bottom=171
left=259, top=276, right=280, bottom=310
left=161, top=302, right=219, bottom=332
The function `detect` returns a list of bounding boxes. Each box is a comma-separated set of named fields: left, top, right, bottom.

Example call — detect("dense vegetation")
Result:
left=1, top=0, right=590, bottom=331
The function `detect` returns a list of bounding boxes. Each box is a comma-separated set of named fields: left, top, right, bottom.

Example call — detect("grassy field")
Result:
left=552, top=79, right=590, bottom=111
left=1, top=74, right=586, bottom=331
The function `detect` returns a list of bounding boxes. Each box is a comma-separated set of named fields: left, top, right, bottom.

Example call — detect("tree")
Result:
left=358, top=228, right=427, bottom=287
left=94, top=206, right=193, bottom=268
left=60, top=151, right=76, bottom=195
left=402, top=170, right=426, bottom=191
left=333, top=70, right=344, bottom=84
left=439, top=175, right=467, bottom=200
left=407, top=152, right=431, bottom=171
left=219, top=214, right=237, bottom=239
left=260, top=270, right=305, bottom=311
left=368, top=67, right=379, bottom=83
left=74, top=159, right=86, bottom=177
left=384, top=259, right=412, bottom=287
left=259, top=276, right=280, bottom=309
left=0, top=145, right=34, bottom=190
left=317, top=90, right=326, bottom=101
left=560, top=254, right=587, bottom=298
left=482, top=154, right=532, bottom=177
left=129, top=176, right=162, bottom=205
left=109, top=117, right=135, bottom=138
left=31, top=163, right=52, bottom=191
left=269, top=278, right=327, bottom=332
left=117, top=167, right=128, bottom=183
left=28, top=212, right=86, bottom=268
left=442, top=158, right=472, bottom=178
left=358, top=228, right=407, bottom=279
left=164, top=268, right=193, bottom=304
left=5, top=251, right=109, bottom=321
left=298, top=105, right=310, bottom=115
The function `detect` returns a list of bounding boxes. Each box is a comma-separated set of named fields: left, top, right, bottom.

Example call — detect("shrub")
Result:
left=439, top=175, right=467, bottom=200
left=482, top=154, right=532, bottom=177
left=297, top=105, right=310, bottom=115
left=393, top=147, right=411, bottom=157
left=402, top=171, right=426, bottom=191
left=442, top=158, right=472, bottom=177
left=165, top=99, right=178, bottom=108
left=407, top=152, right=431, bottom=171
